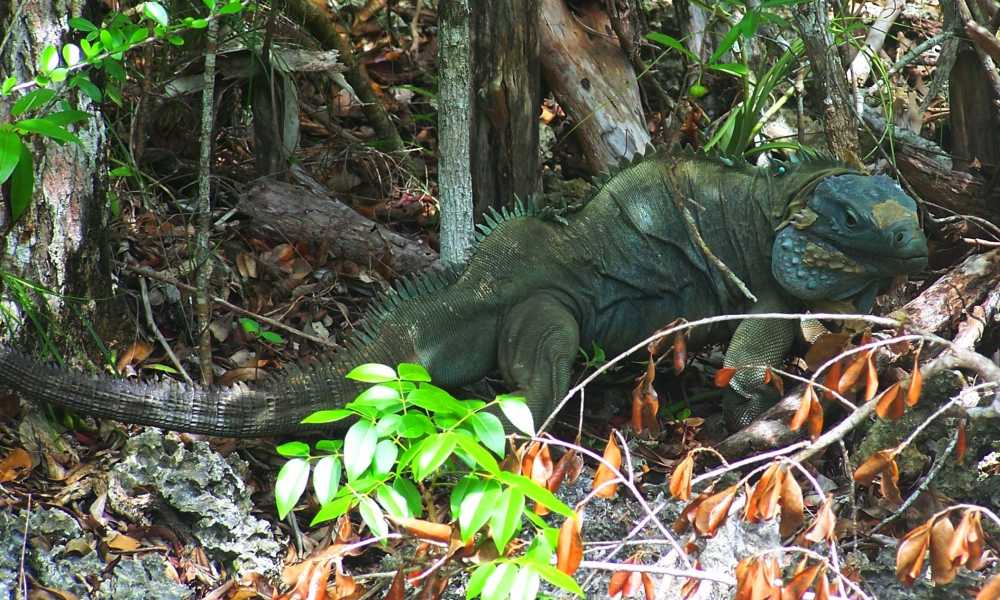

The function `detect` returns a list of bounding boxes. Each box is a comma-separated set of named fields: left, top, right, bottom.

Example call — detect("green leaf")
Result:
left=408, top=384, right=466, bottom=415
left=188, top=18, right=209, bottom=29
left=315, top=439, right=343, bottom=453
left=373, top=439, right=398, bottom=475
left=353, top=384, right=402, bottom=410
left=509, top=566, right=540, bottom=600
left=70, top=75, right=102, bottom=102
left=524, top=532, right=555, bottom=563
left=459, top=479, right=501, bottom=543
left=69, top=17, right=98, bottom=32
left=707, top=62, right=750, bottom=77
left=260, top=330, right=285, bottom=344
left=45, top=110, right=90, bottom=127
left=452, top=430, right=500, bottom=475
left=312, top=455, right=341, bottom=505
left=496, top=472, right=573, bottom=517
left=358, top=496, right=389, bottom=540
left=646, top=32, right=697, bottom=61
left=450, top=475, right=476, bottom=517
left=142, top=363, right=178, bottom=374
left=346, top=363, right=397, bottom=383
left=62, top=44, right=82, bottom=67
left=375, top=413, right=402, bottom=437
left=525, top=561, right=584, bottom=596
left=142, top=1, right=170, bottom=26
left=275, top=440, right=310, bottom=458
left=219, top=1, right=244, bottom=15
left=302, top=408, right=354, bottom=424
left=38, top=45, right=59, bottom=74
left=490, top=487, right=524, bottom=553
left=469, top=412, right=506, bottom=456
left=109, top=166, right=133, bottom=177
left=482, top=562, right=518, bottom=600
left=275, top=458, right=309, bottom=519
left=15, top=118, right=81, bottom=145
left=413, top=432, right=456, bottom=481
left=202, top=0, right=217, bottom=9
left=11, top=89, right=56, bottom=116
left=708, top=19, right=745, bottom=65
left=167, top=34, right=185, bottom=46
left=397, top=362, right=432, bottom=382
left=466, top=563, right=496, bottom=599
left=1, top=77, right=15, bottom=95
left=99, top=29, right=115, bottom=51
left=344, top=420, right=378, bottom=480
left=128, top=28, right=149, bottom=46
left=498, top=395, right=534, bottom=436
left=311, top=493, right=354, bottom=526
left=0, top=131, right=21, bottom=185
left=393, top=477, right=423, bottom=518
left=398, top=412, right=435, bottom=438
left=375, top=484, right=410, bottom=519
left=8, top=139, right=34, bottom=223
left=48, top=68, right=69, bottom=84
left=238, top=317, right=261, bottom=334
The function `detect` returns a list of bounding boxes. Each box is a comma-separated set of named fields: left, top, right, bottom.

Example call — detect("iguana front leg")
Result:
left=498, top=294, right=580, bottom=428
left=723, top=295, right=798, bottom=429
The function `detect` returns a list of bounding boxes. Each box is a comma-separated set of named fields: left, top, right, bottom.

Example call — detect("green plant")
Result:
left=238, top=317, right=285, bottom=345
left=275, top=362, right=584, bottom=599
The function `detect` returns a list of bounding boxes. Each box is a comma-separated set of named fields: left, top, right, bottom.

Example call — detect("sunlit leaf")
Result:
left=694, top=484, right=738, bottom=537
left=669, top=452, right=694, bottom=501
left=491, top=486, right=525, bottom=552
left=930, top=515, right=957, bottom=584
left=498, top=395, right=535, bottom=435
left=346, top=363, right=397, bottom=382
left=358, top=495, right=389, bottom=540
left=556, top=510, right=583, bottom=575
left=344, top=420, right=378, bottom=480
left=591, top=433, right=622, bottom=498
left=275, top=458, right=309, bottom=519
left=896, top=519, right=932, bottom=586
left=312, top=455, right=341, bottom=505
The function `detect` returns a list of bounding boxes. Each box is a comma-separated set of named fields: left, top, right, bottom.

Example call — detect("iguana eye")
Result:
left=844, top=210, right=859, bottom=228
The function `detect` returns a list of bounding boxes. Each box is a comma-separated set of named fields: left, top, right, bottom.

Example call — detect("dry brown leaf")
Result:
left=863, top=352, right=879, bottom=401
left=680, top=573, right=701, bottom=599
left=116, top=340, right=154, bottom=374
left=838, top=350, right=870, bottom=393
left=881, top=458, right=903, bottom=505
left=694, top=484, right=738, bottom=537
left=930, top=516, right=958, bottom=585
left=106, top=533, right=141, bottom=551
left=853, top=449, right=896, bottom=485
left=641, top=571, right=655, bottom=600
left=875, top=382, right=904, bottom=420
left=332, top=568, right=358, bottom=600
left=781, top=562, right=823, bottom=600
left=815, top=573, right=831, bottom=600
left=764, top=368, right=785, bottom=396
left=907, top=355, right=922, bottom=407
left=977, top=572, right=1000, bottom=600
left=714, top=367, right=737, bottom=388
left=735, top=557, right=780, bottom=600
left=556, top=510, right=584, bottom=575
left=548, top=449, right=580, bottom=492
left=673, top=493, right=707, bottom=534
left=896, top=519, right=933, bottom=586
left=804, top=333, right=853, bottom=370
left=669, top=453, right=695, bottom=501
left=385, top=568, right=406, bottom=600
left=631, top=359, right=660, bottom=435
left=608, top=568, right=630, bottom=598
left=745, top=463, right=784, bottom=523
left=592, top=433, right=622, bottom=498
left=949, top=509, right=986, bottom=571
left=803, top=496, right=837, bottom=545
left=822, top=360, right=843, bottom=400
left=387, top=516, right=452, bottom=544
left=789, top=384, right=815, bottom=433
left=0, top=448, right=32, bottom=483
left=779, top=469, right=805, bottom=538
left=673, top=333, right=687, bottom=374
left=956, top=420, right=968, bottom=464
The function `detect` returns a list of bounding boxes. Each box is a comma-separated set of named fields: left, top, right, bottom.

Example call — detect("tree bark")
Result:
left=437, top=0, right=476, bottom=267
left=469, top=0, right=541, bottom=216
left=539, top=0, right=650, bottom=174
left=0, top=0, right=112, bottom=351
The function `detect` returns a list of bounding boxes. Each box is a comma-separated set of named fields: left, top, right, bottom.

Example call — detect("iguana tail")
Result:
left=0, top=329, right=414, bottom=437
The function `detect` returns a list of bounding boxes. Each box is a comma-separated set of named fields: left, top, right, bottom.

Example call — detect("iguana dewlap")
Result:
left=0, top=153, right=928, bottom=436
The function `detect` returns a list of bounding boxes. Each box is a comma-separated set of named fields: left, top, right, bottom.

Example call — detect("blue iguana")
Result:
left=0, top=152, right=928, bottom=436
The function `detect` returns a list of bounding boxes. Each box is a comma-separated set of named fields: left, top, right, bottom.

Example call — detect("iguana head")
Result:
left=772, top=174, right=928, bottom=311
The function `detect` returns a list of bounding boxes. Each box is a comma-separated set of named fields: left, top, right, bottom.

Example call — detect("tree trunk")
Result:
left=437, top=0, right=477, bottom=267
left=469, top=0, right=541, bottom=216
left=0, top=0, right=112, bottom=351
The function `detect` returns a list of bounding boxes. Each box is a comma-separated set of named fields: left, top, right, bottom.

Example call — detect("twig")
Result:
left=120, top=263, right=336, bottom=348
left=848, top=0, right=904, bottom=86
left=870, top=425, right=961, bottom=534
left=18, top=494, right=30, bottom=599
left=138, top=277, right=193, bottom=385
left=578, top=560, right=736, bottom=585
left=194, top=12, right=219, bottom=384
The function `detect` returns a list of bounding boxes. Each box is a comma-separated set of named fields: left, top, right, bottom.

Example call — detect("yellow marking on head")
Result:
left=872, top=199, right=916, bottom=230
left=802, top=242, right=864, bottom=273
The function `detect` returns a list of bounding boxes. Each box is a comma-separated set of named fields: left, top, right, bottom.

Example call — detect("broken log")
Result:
left=238, top=178, right=438, bottom=275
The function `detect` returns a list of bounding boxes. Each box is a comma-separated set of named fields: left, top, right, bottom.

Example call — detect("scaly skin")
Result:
left=0, top=152, right=928, bottom=436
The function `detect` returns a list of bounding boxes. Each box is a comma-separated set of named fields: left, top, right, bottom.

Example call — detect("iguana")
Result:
left=0, top=152, right=928, bottom=437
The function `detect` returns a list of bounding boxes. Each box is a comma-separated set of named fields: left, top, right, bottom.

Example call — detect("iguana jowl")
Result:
left=0, top=153, right=928, bottom=436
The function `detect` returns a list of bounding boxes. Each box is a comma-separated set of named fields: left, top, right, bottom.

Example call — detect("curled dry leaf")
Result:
left=385, top=568, right=405, bottom=600
left=387, top=516, right=452, bottom=544
left=779, top=468, right=805, bottom=538
left=977, top=572, right=1000, bottom=600
left=116, top=340, right=154, bottom=374
left=673, top=492, right=708, bottom=534
left=874, top=382, right=904, bottom=420
left=714, top=366, right=737, bottom=388
left=0, top=448, right=32, bottom=483
left=853, top=449, right=897, bottom=485
left=948, top=509, right=986, bottom=571
left=803, top=496, right=837, bottom=545
left=896, top=519, right=933, bottom=586
left=694, top=484, right=739, bottom=537
left=734, top=556, right=780, bottom=600
left=930, top=516, right=958, bottom=585
left=556, top=510, right=584, bottom=576
left=956, top=420, right=968, bottom=464
left=789, top=384, right=823, bottom=439
left=673, top=333, right=687, bottom=374
left=592, top=433, right=622, bottom=499
left=549, top=448, right=582, bottom=492
left=863, top=352, right=879, bottom=401
left=880, top=458, right=903, bottom=506
left=822, top=360, right=843, bottom=400
left=680, top=561, right=702, bottom=599
left=838, top=350, right=870, bottom=394
left=630, top=358, right=660, bottom=435
left=669, top=452, right=695, bottom=501
left=782, top=561, right=824, bottom=600
left=907, top=351, right=922, bottom=407
left=745, top=463, right=784, bottom=523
